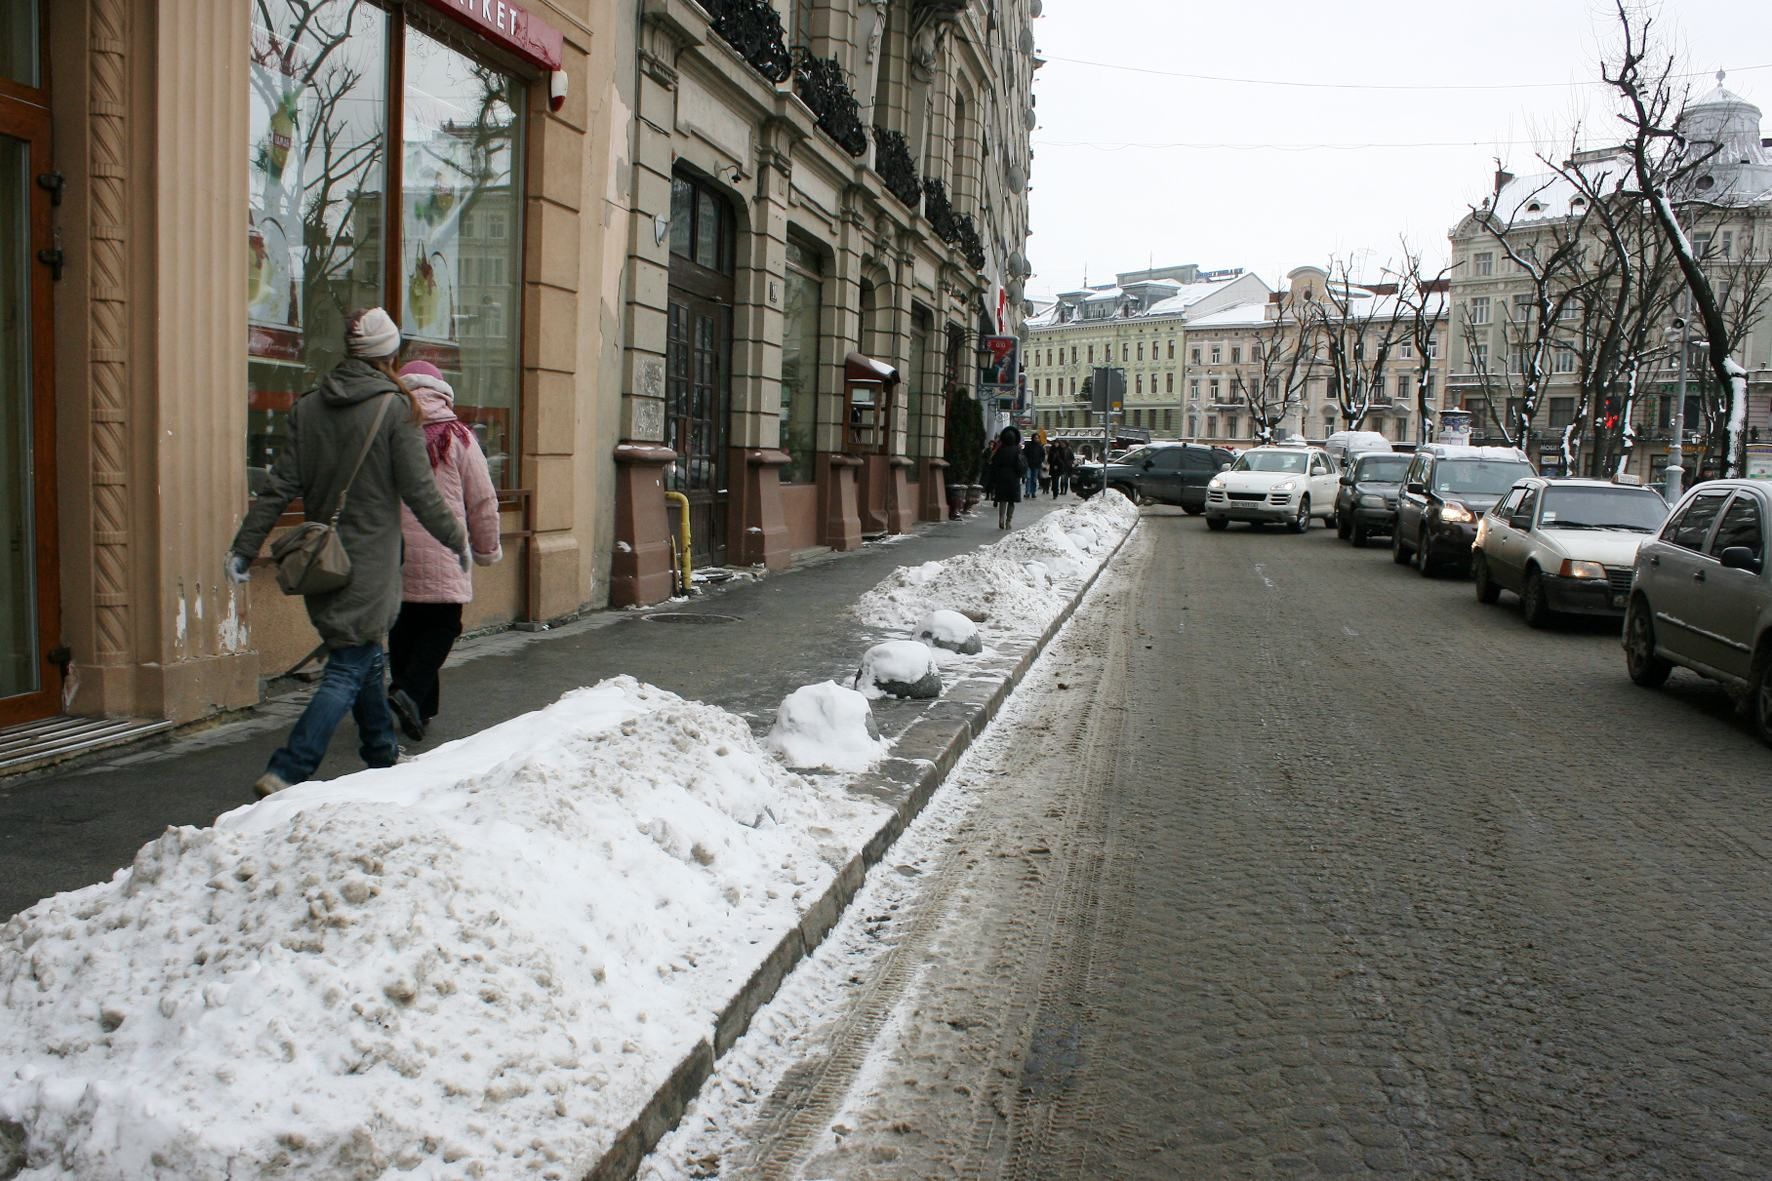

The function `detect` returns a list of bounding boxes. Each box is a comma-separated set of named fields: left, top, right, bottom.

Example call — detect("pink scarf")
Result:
left=424, top=419, right=475, bottom=469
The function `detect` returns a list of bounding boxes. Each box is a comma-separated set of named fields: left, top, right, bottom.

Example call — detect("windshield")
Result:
left=1232, top=451, right=1308, bottom=474
left=1433, top=459, right=1535, bottom=496
left=1538, top=487, right=1668, bottom=532
left=1354, top=455, right=1411, bottom=482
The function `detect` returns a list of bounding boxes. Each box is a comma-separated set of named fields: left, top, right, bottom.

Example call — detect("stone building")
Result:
left=1022, top=265, right=1270, bottom=436
left=610, top=0, right=1040, bottom=604
left=1, top=0, right=1036, bottom=746
left=1446, top=77, right=1772, bottom=481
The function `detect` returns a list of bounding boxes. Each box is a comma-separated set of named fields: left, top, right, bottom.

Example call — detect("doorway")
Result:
left=666, top=170, right=735, bottom=567
left=0, top=6, right=62, bottom=727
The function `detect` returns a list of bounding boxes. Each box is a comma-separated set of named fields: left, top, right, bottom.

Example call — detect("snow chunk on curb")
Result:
left=915, top=609, right=982, bottom=655
left=854, top=640, right=942, bottom=700
left=767, top=682, right=887, bottom=772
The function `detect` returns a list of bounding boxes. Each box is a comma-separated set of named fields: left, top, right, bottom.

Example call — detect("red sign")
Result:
left=419, top=0, right=565, bottom=71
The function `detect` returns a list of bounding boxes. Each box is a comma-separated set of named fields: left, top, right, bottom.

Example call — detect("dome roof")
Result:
left=1677, top=71, right=1769, bottom=176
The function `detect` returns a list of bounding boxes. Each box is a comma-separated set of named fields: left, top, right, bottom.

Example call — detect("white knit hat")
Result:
left=346, top=307, right=401, bottom=359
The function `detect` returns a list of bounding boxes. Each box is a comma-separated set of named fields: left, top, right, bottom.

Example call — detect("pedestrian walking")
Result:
left=1051, top=439, right=1071, bottom=497
left=385, top=361, right=504, bottom=743
left=227, top=308, right=468, bottom=800
left=1022, top=433, right=1045, bottom=500
left=987, top=426, right=1027, bottom=530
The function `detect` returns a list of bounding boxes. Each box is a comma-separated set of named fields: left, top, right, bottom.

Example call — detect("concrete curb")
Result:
left=581, top=517, right=1138, bottom=1181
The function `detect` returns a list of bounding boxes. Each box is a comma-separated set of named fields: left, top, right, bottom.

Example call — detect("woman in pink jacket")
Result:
left=386, top=360, right=502, bottom=741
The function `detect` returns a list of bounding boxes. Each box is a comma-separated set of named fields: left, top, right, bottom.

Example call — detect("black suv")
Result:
left=1073, top=442, right=1234, bottom=513
left=1392, top=444, right=1536, bottom=576
left=1335, top=451, right=1412, bottom=546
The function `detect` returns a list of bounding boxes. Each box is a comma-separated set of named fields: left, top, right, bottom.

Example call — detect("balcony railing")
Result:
left=702, top=0, right=792, bottom=82
left=924, top=177, right=959, bottom=242
left=792, top=49, right=867, bottom=157
left=872, top=125, right=922, bottom=207
left=953, top=213, right=986, bottom=271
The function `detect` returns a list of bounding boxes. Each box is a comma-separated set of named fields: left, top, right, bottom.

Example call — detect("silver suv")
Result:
left=1623, top=479, right=1772, bottom=746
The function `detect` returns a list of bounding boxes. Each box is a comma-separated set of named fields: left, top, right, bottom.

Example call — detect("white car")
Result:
left=1204, top=445, right=1341, bottom=533
left=1472, top=477, right=1670, bottom=626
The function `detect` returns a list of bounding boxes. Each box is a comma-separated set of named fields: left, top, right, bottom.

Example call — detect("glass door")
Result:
left=1, top=9, right=61, bottom=726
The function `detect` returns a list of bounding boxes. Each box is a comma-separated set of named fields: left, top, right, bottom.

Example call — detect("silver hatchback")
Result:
left=1623, top=479, right=1772, bottom=746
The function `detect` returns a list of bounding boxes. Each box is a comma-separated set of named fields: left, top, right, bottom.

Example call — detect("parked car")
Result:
left=1335, top=451, right=1413, bottom=546
left=1072, top=442, right=1233, bottom=512
left=1623, top=479, right=1772, bottom=744
left=1323, top=430, right=1393, bottom=470
left=1392, top=444, right=1536, bottom=576
left=1471, top=477, right=1669, bottom=626
left=1204, top=444, right=1341, bottom=533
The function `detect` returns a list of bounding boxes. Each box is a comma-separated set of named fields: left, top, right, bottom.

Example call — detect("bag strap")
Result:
left=327, top=392, right=398, bottom=527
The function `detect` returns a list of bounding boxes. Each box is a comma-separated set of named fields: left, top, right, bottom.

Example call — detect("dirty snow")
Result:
left=0, top=677, right=882, bottom=1181
left=853, top=641, right=939, bottom=699
left=766, top=683, right=887, bottom=773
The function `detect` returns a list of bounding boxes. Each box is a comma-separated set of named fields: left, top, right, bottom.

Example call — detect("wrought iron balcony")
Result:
left=792, top=49, right=867, bottom=157
left=913, top=0, right=970, bottom=18
left=872, top=125, right=922, bottom=207
left=702, top=0, right=792, bottom=82
left=923, top=177, right=959, bottom=243
left=954, top=213, right=986, bottom=271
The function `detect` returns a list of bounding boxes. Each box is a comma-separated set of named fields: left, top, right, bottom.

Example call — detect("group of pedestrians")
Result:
left=981, top=427, right=1078, bottom=530
left=227, top=308, right=503, bottom=800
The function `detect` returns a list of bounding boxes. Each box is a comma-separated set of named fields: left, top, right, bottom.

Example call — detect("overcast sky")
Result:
left=1025, top=0, right=1772, bottom=301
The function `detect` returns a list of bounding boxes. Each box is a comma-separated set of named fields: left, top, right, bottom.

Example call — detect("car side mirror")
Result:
left=1406, top=480, right=1425, bottom=494
left=1509, top=513, right=1532, bottom=530
left=1142, top=459, right=1154, bottom=469
left=1719, top=546, right=1762, bottom=572
left=1340, top=473, right=1354, bottom=485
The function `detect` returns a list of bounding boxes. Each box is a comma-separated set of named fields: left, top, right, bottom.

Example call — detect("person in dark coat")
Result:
left=1022, top=434, right=1045, bottom=500
left=1049, top=439, right=1071, bottom=497
left=228, top=308, right=468, bottom=799
left=987, top=426, right=1027, bottom=529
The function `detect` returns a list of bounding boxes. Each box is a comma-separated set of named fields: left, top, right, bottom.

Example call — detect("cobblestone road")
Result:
left=651, top=507, right=1772, bottom=1180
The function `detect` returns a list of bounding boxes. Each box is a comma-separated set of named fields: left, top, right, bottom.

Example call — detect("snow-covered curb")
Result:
left=0, top=496, right=1140, bottom=1181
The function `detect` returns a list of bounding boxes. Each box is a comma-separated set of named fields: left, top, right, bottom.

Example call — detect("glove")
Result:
left=225, top=552, right=252, bottom=586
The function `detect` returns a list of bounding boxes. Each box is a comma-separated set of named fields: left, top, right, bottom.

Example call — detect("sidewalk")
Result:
left=0, top=492, right=1134, bottom=1181
left=0, top=497, right=1072, bottom=922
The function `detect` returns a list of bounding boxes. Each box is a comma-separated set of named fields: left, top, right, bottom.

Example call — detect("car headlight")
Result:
left=1360, top=493, right=1385, bottom=507
left=1437, top=501, right=1474, bottom=524
left=1272, top=479, right=1297, bottom=493
left=1558, top=559, right=1607, bottom=580
left=1207, top=477, right=1224, bottom=490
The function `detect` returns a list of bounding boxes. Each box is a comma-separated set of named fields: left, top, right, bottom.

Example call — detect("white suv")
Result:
left=1205, top=445, right=1341, bottom=533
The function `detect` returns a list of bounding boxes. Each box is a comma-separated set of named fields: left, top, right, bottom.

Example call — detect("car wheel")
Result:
left=1206, top=516, right=1229, bottom=532
left=1183, top=505, right=1203, bottom=516
left=1520, top=569, right=1553, bottom=628
left=1624, top=597, right=1672, bottom=687
left=1337, top=513, right=1352, bottom=540
left=1751, top=651, right=1772, bottom=748
left=1392, top=525, right=1410, bottom=565
left=1290, top=497, right=1311, bottom=534
left=1473, top=552, right=1501, bottom=604
left=1351, top=522, right=1368, bottom=548
left=1416, top=529, right=1435, bottom=577
left=1110, top=484, right=1135, bottom=503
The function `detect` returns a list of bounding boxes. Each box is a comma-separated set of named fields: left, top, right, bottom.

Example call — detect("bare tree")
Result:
left=1231, top=289, right=1319, bottom=444
left=1604, top=0, right=1755, bottom=476
left=1457, top=313, right=1521, bottom=447
left=1393, top=242, right=1452, bottom=444
left=1310, top=257, right=1410, bottom=431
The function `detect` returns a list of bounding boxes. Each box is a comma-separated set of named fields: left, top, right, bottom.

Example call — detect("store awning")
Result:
left=418, top=0, right=565, bottom=71
left=845, top=352, right=900, bottom=388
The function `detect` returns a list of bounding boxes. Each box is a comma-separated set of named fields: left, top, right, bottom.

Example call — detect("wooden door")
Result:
left=666, top=293, right=731, bottom=567
left=0, top=62, right=62, bottom=725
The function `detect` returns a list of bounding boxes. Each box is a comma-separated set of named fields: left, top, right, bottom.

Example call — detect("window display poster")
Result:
left=402, top=152, right=463, bottom=352
left=980, top=334, right=1019, bottom=393
left=247, top=36, right=306, bottom=357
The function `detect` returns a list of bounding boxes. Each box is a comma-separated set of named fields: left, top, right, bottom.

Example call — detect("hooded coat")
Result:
left=986, top=429, right=1027, bottom=503
left=399, top=370, right=502, bottom=603
left=231, top=358, right=466, bottom=647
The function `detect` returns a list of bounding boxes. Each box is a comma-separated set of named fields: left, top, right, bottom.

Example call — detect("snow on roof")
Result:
left=1183, top=301, right=1273, bottom=329
left=1476, top=153, right=1634, bottom=228
left=1145, top=276, right=1246, bottom=317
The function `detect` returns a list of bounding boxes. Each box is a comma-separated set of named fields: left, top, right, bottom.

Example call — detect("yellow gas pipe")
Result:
left=662, top=491, right=693, bottom=594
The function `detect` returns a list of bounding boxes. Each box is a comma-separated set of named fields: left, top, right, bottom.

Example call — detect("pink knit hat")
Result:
left=399, top=360, right=444, bottom=382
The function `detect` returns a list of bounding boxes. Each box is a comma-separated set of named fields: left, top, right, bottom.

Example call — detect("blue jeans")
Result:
left=1024, top=468, right=1039, bottom=498
left=265, top=642, right=398, bottom=783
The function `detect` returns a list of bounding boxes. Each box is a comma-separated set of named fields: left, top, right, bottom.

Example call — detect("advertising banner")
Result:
left=979, top=335, right=1020, bottom=394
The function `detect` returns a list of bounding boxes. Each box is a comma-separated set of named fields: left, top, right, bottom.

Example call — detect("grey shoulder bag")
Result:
left=270, top=393, right=396, bottom=596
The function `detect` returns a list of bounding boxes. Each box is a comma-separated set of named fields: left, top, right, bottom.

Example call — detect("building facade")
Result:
left=1446, top=79, right=1772, bottom=481
left=609, top=0, right=1039, bottom=604
left=1, top=0, right=1035, bottom=736
left=1022, top=264, right=1270, bottom=436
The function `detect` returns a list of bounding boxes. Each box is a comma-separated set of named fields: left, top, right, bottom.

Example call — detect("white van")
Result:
left=1323, top=430, right=1392, bottom=469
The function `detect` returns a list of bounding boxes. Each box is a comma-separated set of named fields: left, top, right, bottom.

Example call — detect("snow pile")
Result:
left=914, top=609, right=981, bottom=655
left=0, top=677, right=881, bottom=1181
left=766, top=682, right=887, bottom=772
left=853, top=641, right=941, bottom=700
left=854, top=493, right=1136, bottom=635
